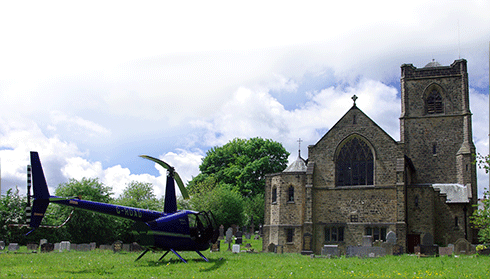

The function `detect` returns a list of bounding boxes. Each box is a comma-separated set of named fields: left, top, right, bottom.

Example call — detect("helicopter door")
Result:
left=187, top=211, right=214, bottom=243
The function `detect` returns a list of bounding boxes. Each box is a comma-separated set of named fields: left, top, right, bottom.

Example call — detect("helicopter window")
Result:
left=188, top=214, right=197, bottom=228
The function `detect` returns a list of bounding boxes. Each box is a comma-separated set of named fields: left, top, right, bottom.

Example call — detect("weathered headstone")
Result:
left=0, top=241, right=5, bottom=250
left=225, top=228, right=233, bottom=244
left=322, top=245, right=339, bottom=257
left=218, top=225, right=224, bottom=240
left=268, top=243, right=275, bottom=252
left=99, top=244, right=111, bottom=250
left=232, top=244, right=240, bottom=253
left=39, top=239, right=48, bottom=247
left=112, top=241, right=123, bottom=253
left=439, top=246, right=453, bottom=256
left=386, top=231, right=397, bottom=245
left=8, top=243, right=19, bottom=252
left=90, top=242, right=96, bottom=251
left=60, top=241, right=71, bottom=252
left=79, top=244, right=91, bottom=252
left=131, top=242, right=144, bottom=252
left=27, top=243, right=38, bottom=251
left=362, top=235, right=373, bottom=247
left=454, top=238, right=475, bottom=255
left=41, top=243, right=54, bottom=252
left=392, top=244, right=403, bottom=256
left=54, top=243, right=61, bottom=251
left=71, top=244, right=78, bottom=251
left=211, top=241, right=220, bottom=252
left=347, top=246, right=386, bottom=258
left=123, top=244, right=131, bottom=252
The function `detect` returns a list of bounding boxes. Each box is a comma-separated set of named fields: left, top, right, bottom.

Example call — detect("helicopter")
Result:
left=27, top=151, right=219, bottom=263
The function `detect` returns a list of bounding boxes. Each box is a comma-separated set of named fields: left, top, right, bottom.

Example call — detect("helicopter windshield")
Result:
left=189, top=211, right=218, bottom=244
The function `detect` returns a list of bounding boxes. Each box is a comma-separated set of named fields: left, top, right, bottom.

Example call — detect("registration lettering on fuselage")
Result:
left=116, top=206, right=143, bottom=218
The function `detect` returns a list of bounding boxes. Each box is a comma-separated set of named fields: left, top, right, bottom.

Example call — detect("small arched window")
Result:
left=272, top=187, right=277, bottom=203
left=288, top=186, right=294, bottom=202
left=336, top=136, right=374, bottom=186
left=427, top=89, right=443, bottom=114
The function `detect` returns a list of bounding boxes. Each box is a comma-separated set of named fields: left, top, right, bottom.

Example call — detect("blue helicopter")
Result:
left=27, top=151, right=219, bottom=263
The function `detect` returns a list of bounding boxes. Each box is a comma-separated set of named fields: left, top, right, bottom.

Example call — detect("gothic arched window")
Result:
left=288, top=186, right=294, bottom=202
left=427, top=89, right=443, bottom=114
left=336, top=136, right=374, bottom=186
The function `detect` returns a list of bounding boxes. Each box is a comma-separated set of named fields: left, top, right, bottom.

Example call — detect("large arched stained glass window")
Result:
left=336, top=137, right=374, bottom=186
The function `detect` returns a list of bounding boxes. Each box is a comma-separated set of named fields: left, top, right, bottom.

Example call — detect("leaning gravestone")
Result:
left=218, top=225, right=224, bottom=240
left=0, top=241, right=5, bottom=250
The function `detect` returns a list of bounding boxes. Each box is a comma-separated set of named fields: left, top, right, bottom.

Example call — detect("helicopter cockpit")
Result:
left=188, top=211, right=219, bottom=244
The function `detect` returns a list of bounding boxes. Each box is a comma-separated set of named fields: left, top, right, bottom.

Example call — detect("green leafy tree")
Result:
left=189, top=185, right=245, bottom=228
left=188, top=137, right=289, bottom=197
left=0, top=187, right=27, bottom=244
left=53, top=178, right=117, bottom=244
left=114, top=181, right=163, bottom=242
left=472, top=153, right=490, bottom=243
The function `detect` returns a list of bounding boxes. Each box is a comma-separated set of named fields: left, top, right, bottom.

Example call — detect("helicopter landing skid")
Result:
left=157, top=249, right=209, bottom=263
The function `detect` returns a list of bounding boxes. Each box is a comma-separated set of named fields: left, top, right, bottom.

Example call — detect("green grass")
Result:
left=2, top=239, right=490, bottom=278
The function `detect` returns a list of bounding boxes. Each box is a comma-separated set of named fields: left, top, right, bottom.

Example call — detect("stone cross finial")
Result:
left=352, top=95, right=358, bottom=106
left=297, top=138, right=303, bottom=157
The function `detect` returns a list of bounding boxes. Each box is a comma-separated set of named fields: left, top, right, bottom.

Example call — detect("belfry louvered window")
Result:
left=427, top=89, right=443, bottom=114
left=336, top=137, right=374, bottom=186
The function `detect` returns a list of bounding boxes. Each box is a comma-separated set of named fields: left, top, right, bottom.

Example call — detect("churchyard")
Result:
left=1, top=236, right=490, bottom=278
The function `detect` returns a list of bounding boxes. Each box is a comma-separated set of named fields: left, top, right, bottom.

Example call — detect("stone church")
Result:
left=263, top=59, right=478, bottom=255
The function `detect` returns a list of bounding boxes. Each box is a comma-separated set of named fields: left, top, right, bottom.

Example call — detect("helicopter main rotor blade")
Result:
left=139, top=155, right=173, bottom=171
left=140, top=155, right=190, bottom=199
left=173, top=172, right=189, bottom=200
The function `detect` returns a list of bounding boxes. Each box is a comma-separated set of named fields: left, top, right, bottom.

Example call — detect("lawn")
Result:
left=1, top=239, right=490, bottom=278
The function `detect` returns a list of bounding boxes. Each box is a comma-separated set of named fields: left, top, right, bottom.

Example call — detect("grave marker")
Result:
left=0, top=241, right=4, bottom=250
left=386, top=231, right=397, bottom=245
left=8, top=243, right=19, bottom=252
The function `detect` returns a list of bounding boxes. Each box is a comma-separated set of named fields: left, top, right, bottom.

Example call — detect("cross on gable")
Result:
left=352, top=95, right=358, bottom=106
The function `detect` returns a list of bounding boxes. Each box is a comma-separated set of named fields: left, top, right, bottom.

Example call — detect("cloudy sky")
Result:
left=0, top=1, right=488, bottom=199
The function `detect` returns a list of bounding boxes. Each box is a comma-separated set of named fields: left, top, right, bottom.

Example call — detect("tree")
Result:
left=53, top=178, right=117, bottom=244
left=472, top=153, right=490, bottom=243
left=114, top=181, right=163, bottom=242
left=188, top=137, right=289, bottom=197
left=0, top=187, right=27, bottom=244
left=189, top=184, right=245, bottom=228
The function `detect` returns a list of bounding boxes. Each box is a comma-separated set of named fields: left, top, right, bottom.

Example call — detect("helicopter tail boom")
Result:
left=29, top=151, right=51, bottom=228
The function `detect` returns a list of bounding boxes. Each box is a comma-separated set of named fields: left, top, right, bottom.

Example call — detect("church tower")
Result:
left=400, top=59, right=477, bottom=202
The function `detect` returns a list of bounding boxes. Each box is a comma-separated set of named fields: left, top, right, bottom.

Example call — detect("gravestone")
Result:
left=41, top=243, right=54, bottom=252
left=0, top=241, right=5, bottom=250
left=60, top=241, right=70, bottom=252
left=54, top=243, right=61, bottom=251
left=322, top=245, right=339, bottom=257
left=218, top=225, right=224, bottom=240
left=131, top=242, right=144, bottom=252
left=235, top=230, right=243, bottom=245
left=454, top=238, right=475, bottom=255
left=99, top=244, right=111, bottom=250
left=347, top=246, right=386, bottom=258
left=259, top=223, right=263, bottom=236
left=392, top=245, right=403, bottom=256
left=232, top=244, right=240, bottom=253
left=268, top=243, right=275, bottom=253
left=225, top=228, right=233, bottom=243
left=231, top=224, right=238, bottom=236
left=123, top=244, right=131, bottom=252
left=362, top=235, right=373, bottom=247
left=39, top=239, right=48, bottom=247
left=78, top=244, right=91, bottom=252
left=422, top=233, right=433, bottom=246
left=439, top=246, right=453, bottom=256
left=71, top=244, right=78, bottom=251
left=90, top=242, right=96, bottom=251
left=386, top=231, right=397, bottom=245
left=275, top=245, right=283, bottom=254
left=211, top=241, right=220, bottom=252
left=27, top=243, right=38, bottom=251
left=112, top=241, right=123, bottom=253
left=8, top=243, right=19, bottom=252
